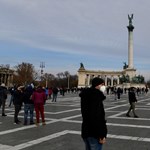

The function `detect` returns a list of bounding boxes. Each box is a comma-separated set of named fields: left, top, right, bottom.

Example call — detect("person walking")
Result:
left=52, top=87, right=58, bottom=102
left=79, top=77, right=107, bottom=150
left=116, top=87, right=122, bottom=100
left=32, top=86, right=46, bottom=126
left=48, top=87, right=53, bottom=99
left=23, top=86, right=34, bottom=125
left=45, top=87, right=49, bottom=100
left=0, top=83, right=8, bottom=116
left=9, top=87, right=15, bottom=107
left=13, top=86, right=24, bottom=124
left=126, top=87, right=139, bottom=118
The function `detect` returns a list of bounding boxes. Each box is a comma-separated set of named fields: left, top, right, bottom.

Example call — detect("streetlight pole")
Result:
left=67, top=75, right=70, bottom=89
left=40, top=62, right=45, bottom=82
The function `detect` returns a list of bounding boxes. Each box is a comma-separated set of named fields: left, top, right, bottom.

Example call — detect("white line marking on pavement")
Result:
left=4, top=130, right=150, bottom=150
left=45, top=108, right=80, bottom=114
left=107, top=123, right=150, bottom=129
left=0, top=120, right=58, bottom=135
left=108, top=110, right=127, bottom=118
left=6, top=130, right=69, bottom=150
left=68, top=130, right=150, bottom=142
left=105, top=104, right=128, bottom=111
left=110, top=116, right=150, bottom=121
left=0, top=144, right=13, bottom=150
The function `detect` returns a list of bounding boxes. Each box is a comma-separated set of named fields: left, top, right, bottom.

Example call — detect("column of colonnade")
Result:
left=84, top=74, right=121, bottom=87
left=0, top=73, right=13, bottom=87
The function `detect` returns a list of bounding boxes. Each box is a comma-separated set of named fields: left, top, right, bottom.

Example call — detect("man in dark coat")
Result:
left=13, top=86, right=24, bottom=124
left=79, top=77, right=107, bottom=150
left=126, top=87, right=138, bottom=118
left=0, top=83, right=8, bottom=116
left=23, top=86, right=34, bottom=125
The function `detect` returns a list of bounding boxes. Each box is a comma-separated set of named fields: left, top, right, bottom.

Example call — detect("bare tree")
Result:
left=14, top=62, right=36, bottom=85
left=56, top=72, right=64, bottom=79
left=64, top=71, right=70, bottom=78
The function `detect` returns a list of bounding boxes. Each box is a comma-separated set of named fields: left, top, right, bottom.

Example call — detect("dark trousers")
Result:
left=127, top=102, right=137, bottom=116
left=52, top=94, right=57, bottom=102
left=14, top=105, right=21, bottom=122
left=0, top=99, right=6, bottom=115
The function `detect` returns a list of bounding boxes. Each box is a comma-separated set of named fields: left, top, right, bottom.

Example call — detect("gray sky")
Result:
left=0, top=0, right=150, bottom=80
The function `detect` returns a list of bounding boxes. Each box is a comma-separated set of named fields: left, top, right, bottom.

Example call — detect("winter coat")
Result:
left=23, top=87, right=34, bottom=104
left=128, top=90, right=137, bottom=104
left=32, top=88, right=46, bottom=105
left=52, top=87, right=58, bottom=94
left=13, top=90, right=24, bottom=105
left=79, top=87, right=107, bottom=139
left=0, top=86, right=7, bottom=101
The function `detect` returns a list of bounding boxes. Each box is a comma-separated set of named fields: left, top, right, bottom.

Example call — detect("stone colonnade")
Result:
left=78, top=69, right=124, bottom=88
left=0, top=69, right=14, bottom=87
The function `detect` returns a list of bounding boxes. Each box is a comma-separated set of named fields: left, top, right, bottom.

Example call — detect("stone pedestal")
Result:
left=124, top=68, right=136, bottom=81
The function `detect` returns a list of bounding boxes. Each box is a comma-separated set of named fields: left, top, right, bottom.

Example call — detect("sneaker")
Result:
left=134, top=115, right=139, bottom=118
left=2, top=114, right=7, bottom=117
left=30, top=122, right=35, bottom=125
left=14, top=121, right=20, bottom=125
left=126, top=114, right=131, bottom=117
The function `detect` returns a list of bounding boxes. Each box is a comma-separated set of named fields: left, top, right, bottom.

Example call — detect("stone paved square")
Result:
left=1, top=92, right=150, bottom=150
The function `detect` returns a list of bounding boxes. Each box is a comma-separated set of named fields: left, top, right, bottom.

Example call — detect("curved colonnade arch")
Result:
left=78, top=68, right=125, bottom=88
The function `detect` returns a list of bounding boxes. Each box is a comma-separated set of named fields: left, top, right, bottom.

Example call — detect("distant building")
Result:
left=0, top=66, right=14, bottom=87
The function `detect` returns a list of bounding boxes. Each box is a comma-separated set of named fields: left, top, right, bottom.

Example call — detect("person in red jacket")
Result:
left=32, top=86, right=46, bottom=126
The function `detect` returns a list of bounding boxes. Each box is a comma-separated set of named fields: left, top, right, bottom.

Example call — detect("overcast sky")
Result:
left=0, top=0, right=150, bottom=80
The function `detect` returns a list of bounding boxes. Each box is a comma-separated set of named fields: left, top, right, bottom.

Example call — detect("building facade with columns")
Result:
left=0, top=67, right=14, bottom=87
left=78, top=14, right=137, bottom=88
left=77, top=65, right=132, bottom=88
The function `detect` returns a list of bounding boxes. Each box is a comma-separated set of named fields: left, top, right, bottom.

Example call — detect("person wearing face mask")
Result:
left=79, top=77, right=107, bottom=150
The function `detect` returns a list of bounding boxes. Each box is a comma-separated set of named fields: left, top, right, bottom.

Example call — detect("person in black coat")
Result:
left=23, top=86, right=34, bottom=125
left=126, top=87, right=138, bottom=118
left=13, top=86, right=24, bottom=124
left=0, top=83, right=8, bottom=116
left=79, top=77, right=107, bottom=150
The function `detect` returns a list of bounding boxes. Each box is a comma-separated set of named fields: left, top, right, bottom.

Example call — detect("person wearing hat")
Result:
left=79, top=77, right=107, bottom=150
left=0, top=83, right=8, bottom=116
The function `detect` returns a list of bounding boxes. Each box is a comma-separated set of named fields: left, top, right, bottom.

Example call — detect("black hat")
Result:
left=92, top=77, right=104, bottom=87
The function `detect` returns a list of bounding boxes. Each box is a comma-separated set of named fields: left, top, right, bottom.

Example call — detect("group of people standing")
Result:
left=0, top=83, right=67, bottom=126
left=0, top=84, right=47, bottom=126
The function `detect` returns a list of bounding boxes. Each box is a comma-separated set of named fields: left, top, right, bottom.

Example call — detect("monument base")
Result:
left=124, top=68, right=136, bottom=80
left=117, top=83, right=145, bottom=89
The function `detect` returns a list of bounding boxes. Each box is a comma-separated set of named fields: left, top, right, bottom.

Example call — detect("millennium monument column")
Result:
left=125, top=14, right=136, bottom=80
left=127, top=14, right=134, bottom=68
left=77, top=15, right=138, bottom=88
